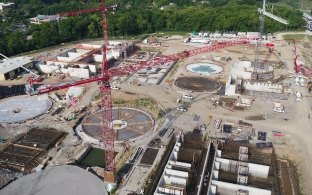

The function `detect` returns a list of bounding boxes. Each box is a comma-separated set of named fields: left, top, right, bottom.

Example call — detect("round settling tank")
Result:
left=174, top=77, right=220, bottom=92
left=0, top=95, right=52, bottom=123
left=82, top=107, right=154, bottom=142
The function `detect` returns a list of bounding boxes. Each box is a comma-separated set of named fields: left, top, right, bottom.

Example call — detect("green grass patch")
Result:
left=112, top=97, right=165, bottom=118
left=308, top=35, right=312, bottom=42
left=153, top=31, right=189, bottom=37
left=283, top=34, right=306, bottom=42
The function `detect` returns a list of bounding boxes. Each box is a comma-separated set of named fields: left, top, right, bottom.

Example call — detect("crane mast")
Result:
left=254, top=0, right=266, bottom=70
left=99, top=0, right=116, bottom=183
left=254, top=0, right=288, bottom=70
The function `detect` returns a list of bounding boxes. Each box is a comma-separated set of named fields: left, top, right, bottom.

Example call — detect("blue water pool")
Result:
left=186, top=63, right=223, bottom=75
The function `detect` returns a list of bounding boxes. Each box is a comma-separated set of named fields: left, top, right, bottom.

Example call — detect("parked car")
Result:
left=177, top=106, right=187, bottom=112
left=111, top=86, right=120, bottom=90
left=182, top=94, right=194, bottom=100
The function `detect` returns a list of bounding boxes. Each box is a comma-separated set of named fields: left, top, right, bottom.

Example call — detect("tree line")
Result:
left=0, top=1, right=306, bottom=56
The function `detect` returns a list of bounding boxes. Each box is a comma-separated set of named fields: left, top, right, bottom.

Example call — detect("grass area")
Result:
left=282, top=34, right=307, bottom=42
left=276, top=0, right=312, bottom=9
left=166, top=60, right=182, bottom=83
left=153, top=31, right=189, bottom=37
left=308, top=35, right=312, bottom=42
left=112, top=31, right=188, bottom=41
left=113, top=97, right=164, bottom=119
left=245, top=115, right=266, bottom=120
left=116, top=148, right=134, bottom=172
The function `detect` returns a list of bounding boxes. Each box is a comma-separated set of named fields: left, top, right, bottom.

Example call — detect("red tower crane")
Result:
left=26, top=1, right=250, bottom=185
left=36, top=0, right=118, bottom=183
left=292, top=39, right=312, bottom=78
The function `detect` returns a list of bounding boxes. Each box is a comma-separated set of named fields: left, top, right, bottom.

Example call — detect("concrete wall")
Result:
left=38, top=63, right=92, bottom=78
left=211, top=180, right=271, bottom=195
left=37, top=64, right=61, bottom=74
left=216, top=150, right=222, bottom=157
left=68, top=67, right=90, bottom=79
left=165, top=169, right=188, bottom=178
left=168, top=161, right=191, bottom=168
left=93, top=50, right=120, bottom=62
left=155, top=141, right=189, bottom=195
left=0, top=73, right=5, bottom=81
left=225, top=76, right=238, bottom=96
left=156, top=187, right=184, bottom=195
left=88, top=65, right=96, bottom=73
left=230, top=61, right=253, bottom=81
left=243, top=81, right=283, bottom=93
left=215, top=157, right=270, bottom=178
left=164, top=175, right=187, bottom=186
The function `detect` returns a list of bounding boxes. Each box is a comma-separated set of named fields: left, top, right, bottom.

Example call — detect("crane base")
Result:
left=104, top=170, right=116, bottom=184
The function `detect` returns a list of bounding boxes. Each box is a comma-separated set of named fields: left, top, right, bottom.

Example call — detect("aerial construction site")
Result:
left=1, top=0, right=312, bottom=195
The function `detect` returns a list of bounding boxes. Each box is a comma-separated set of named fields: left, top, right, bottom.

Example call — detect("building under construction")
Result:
left=0, top=128, right=67, bottom=172
left=153, top=133, right=280, bottom=195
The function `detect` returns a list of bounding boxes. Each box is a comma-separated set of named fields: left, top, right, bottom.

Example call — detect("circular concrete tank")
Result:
left=186, top=63, right=223, bottom=75
left=82, top=107, right=154, bottom=142
left=0, top=95, right=52, bottom=123
left=175, top=77, right=220, bottom=92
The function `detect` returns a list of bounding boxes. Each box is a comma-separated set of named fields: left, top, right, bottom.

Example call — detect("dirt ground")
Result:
left=2, top=32, right=312, bottom=194
left=117, top=33, right=312, bottom=194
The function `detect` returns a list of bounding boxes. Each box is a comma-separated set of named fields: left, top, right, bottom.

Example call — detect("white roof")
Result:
left=66, top=86, right=84, bottom=99
left=0, top=56, right=33, bottom=74
left=273, top=102, right=283, bottom=108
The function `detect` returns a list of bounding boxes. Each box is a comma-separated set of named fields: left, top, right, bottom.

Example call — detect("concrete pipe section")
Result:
left=0, top=95, right=52, bottom=123
left=82, top=107, right=154, bottom=142
left=175, top=77, right=220, bottom=92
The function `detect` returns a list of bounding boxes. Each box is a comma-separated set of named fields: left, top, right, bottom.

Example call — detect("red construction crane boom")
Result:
left=59, top=4, right=117, bottom=17
left=292, top=39, right=312, bottom=78
left=27, top=39, right=248, bottom=95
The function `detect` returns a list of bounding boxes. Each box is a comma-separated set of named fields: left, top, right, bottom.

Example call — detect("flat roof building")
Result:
left=0, top=56, right=33, bottom=81
left=0, top=2, right=14, bottom=12
left=29, top=14, right=62, bottom=24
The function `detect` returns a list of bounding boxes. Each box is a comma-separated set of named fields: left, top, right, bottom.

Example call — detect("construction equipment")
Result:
left=24, top=2, right=249, bottom=186
left=308, top=81, right=312, bottom=93
left=253, top=0, right=288, bottom=70
left=292, top=40, right=312, bottom=78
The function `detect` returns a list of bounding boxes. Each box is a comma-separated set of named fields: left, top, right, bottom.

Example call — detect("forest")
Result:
left=0, top=0, right=306, bottom=56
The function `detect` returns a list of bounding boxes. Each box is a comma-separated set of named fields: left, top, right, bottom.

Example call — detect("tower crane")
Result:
left=29, top=1, right=118, bottom=184
left=254, top=0, right=288, bottom=70
left=292, top=39, right=312, bottom=78
left=25, top=1, right=249, bottom=186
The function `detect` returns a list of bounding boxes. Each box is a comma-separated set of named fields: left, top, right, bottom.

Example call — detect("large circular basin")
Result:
left=186, top=63, right=223, bottom=75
